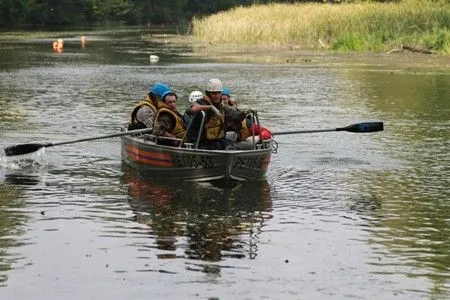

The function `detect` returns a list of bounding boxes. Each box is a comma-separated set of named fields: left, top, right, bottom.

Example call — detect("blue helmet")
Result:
left=161, top=90, right=177, bottom=101
left=149, top=82, right=169, bottom=98
left=222, top=87, right=230, bottom=97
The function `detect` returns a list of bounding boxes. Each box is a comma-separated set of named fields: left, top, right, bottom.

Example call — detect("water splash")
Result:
left=0, top=147, right=47, bottom=170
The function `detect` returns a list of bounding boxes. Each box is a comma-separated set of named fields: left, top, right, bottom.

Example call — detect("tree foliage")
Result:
left=0, top=0, right=404, bottom=29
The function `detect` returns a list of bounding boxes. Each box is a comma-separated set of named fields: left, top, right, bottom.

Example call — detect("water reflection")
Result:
left=0, top=171, right=36, bottom=285
left=121, top=165, right=272, bottom=267
left=2, top=173, right=41, bottom=186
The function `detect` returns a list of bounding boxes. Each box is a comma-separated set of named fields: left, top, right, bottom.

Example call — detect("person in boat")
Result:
left=221, top=87, right=237, bottom=109
left=81, top=33, right=86, bottom=48
left=184, top=79, right=247, bottom=150
left=153, top=90, right=186, bottom=146
left=221, top=86, right=244, bottom=142
left=128, top=82, right=169, bottom=131
left=219, top=89, right=272, bottom=149
left=183, top=90, right=220, bottom=126
left=232, top=117, right=273, bottom=150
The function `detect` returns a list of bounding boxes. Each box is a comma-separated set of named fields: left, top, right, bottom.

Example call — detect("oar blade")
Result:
left=338, top=122, right=384, bottom=133
left=4, top=143, right=47, bottom=157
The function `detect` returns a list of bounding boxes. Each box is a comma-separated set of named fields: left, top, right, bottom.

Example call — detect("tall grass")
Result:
left=192, top=0, right=450, bottom=54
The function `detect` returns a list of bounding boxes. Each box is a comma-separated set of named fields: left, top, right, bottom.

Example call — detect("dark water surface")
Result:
left=0, top=29, right=449, bottom=299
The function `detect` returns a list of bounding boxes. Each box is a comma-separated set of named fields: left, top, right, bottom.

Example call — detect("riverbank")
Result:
left=153, top=33, right=450, bottom=71
left=1, top=29, right=449, bottom=71
left=194, top=46, right=450, bottom=72
left=192, top=0, right=450, bottom=54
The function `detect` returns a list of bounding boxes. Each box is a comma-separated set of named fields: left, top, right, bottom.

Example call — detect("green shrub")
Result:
left=193, top=0, right=450, bottom=54
left=332, top=35, right=365, bottom=51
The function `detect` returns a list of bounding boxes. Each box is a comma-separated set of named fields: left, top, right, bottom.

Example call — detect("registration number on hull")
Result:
left=233, top=157, right=264, bottom=169
left=171, top=154, right=214, bottom=168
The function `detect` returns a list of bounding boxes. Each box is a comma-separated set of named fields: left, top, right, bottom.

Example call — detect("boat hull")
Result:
left=121, top=135, right=272, bottom=182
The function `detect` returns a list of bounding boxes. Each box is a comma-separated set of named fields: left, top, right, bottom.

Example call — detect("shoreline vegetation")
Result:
left=192, top=0, right=450, bottom=55
left=1, top=1, right=449, bottom=69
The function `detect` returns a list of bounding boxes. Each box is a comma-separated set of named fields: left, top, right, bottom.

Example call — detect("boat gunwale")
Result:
left=122, top=134, right=273, bottom=155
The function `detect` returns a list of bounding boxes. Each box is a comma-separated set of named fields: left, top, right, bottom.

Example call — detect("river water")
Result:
left=0, top=29, right=449, bottom=299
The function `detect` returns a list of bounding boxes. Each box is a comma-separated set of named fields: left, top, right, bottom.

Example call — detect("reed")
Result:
left=192, top=0, right=450, bottom=54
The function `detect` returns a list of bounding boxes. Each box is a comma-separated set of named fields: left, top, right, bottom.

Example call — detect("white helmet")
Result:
left=206, top=78, right=223, bottom=92
left=189, top=90, right=203, bottom=103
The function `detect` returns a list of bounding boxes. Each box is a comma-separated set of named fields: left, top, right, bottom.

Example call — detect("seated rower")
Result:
left=153, top=90, right=186, bottom=146
left=183, top=90, right=220, bottom=126
left=239, top=117, right=272, bottom=149
left=128, top=82, right=169, bottom=131
left=225, top=111, right=273, bottom=150
left=184, top=79, right=247, bottom=150
left=221, top=87, right=238, bottom=109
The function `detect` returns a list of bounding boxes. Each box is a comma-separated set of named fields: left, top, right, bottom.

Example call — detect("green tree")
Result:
left=0, top=0, right=27, bottom=27
left=0, top=0, right=422, bottom=29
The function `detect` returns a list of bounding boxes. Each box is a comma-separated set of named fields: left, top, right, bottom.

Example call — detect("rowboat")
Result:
left=121, top=109, right=275, bottom=182
left=4, top=121, right=382, bottom=182
left=121, top=133, right=273, bottom=182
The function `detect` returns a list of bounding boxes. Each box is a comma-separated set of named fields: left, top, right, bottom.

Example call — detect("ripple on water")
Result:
left=0, top=37, right=448, bottom=298
left=0, top=148, right=47, bottom=171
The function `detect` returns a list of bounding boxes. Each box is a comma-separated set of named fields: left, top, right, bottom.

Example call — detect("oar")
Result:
left=272, top=121, right=383, bottom=135
left=3, top=128, right=153, bottom=157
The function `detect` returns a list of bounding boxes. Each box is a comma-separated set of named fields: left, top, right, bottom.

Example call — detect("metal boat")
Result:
left=121, top=134, right=272, bottom=182
left=121, top=111, right=273, bottom=182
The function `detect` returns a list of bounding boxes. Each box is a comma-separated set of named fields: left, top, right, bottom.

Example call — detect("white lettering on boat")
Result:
left=171, top=154, right=214, bottom=168
left=233, top=157, right=264, bottom=170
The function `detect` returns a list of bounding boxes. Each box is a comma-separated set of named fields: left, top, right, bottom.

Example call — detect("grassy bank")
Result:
left=192, top=0, right=450, bottom=54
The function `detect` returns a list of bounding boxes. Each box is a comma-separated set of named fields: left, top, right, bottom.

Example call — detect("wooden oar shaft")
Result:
left=3, top=128, right=153, bottom=157
left=272, top=122, right=383, bottom=136
left=4, top=122, right=383, bottom=156
left=51, top=128, right=153, bottom=147
left=273, top=128, right=336, bottom=135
